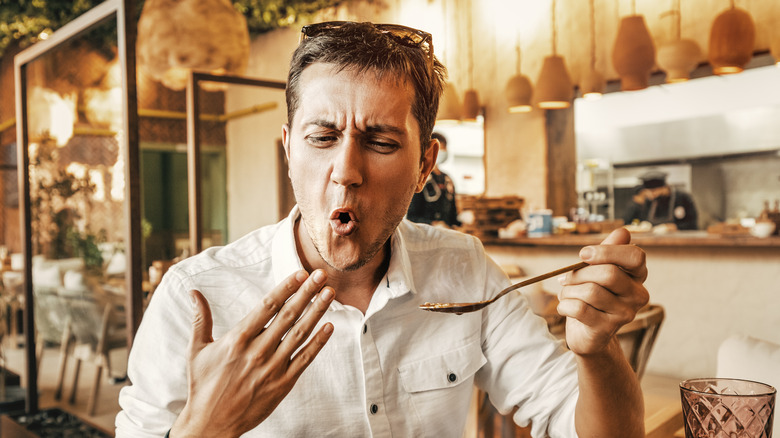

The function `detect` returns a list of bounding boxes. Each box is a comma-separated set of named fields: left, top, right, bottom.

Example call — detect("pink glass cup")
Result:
left=680, top=378, right=776, bottom=438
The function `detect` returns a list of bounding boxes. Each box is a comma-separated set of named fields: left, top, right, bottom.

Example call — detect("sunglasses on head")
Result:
left=299, top=21, right=434, bottom=72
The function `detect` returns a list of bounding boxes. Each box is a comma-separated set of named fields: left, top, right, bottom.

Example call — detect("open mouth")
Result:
left=329, top=208, right=358, bottom=236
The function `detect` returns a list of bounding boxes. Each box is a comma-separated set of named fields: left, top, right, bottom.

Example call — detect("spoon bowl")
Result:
left=419, top=261, right=589, bottom=314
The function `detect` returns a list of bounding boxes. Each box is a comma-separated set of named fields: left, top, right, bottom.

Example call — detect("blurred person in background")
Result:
left=624, top=170, right=698, bottom=230
left=406, top=132, right=460, bottom=228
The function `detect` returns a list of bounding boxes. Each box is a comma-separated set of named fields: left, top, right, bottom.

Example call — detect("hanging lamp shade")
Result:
left=657, top=39, right=702, bottom=82
left=437, top=82, right=462, bottom=122
left=137, top=0, right=250, bottom=90
left=535, top=55, right=573, bottom=109
left=708, top=7, right=755, bottom=75
left=461, top=89, right=480, bottom=120
left=772, top=36, right=780, bottom=66
left=611, top=15, right=656, bottom=91
left=505, top=74, right=533, bottom=113
left=580, top=69, right=605, bottom=100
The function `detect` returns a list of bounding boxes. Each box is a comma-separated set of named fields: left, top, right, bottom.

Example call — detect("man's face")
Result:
left=283, top=63, right=437, bottom=272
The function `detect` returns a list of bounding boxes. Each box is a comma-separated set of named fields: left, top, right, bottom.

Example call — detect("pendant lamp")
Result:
left=580, top=0, right=605, bottom=100
left=437, top=82, right=463, bottom=122
left=506, top=75, right=533, bottom=113
left=772, top=36, right=780, bottom=67
left=657, top=0, right=702, bottom=83
left=506, top=44, right=533, bottom=113
left=536, top=0, right=573, bottom=109
left=461, top=0, right=480, bottom=121
left=436, top=0, right=462, bottom=122
left=612, top=1, right=655, bottom=91
left=137, top=0, right=250, bottom=90
left=708, top=1, right=755, bottom=75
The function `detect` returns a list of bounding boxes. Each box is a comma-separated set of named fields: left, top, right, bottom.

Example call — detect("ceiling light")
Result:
left=437, top=82, right=462, bottom=122
left=657, top=0, right=702, bottom=83
left=612, top=14, right=656, bottom=91
left=506, top=41, right=533, bottom=113
left=708, top=3, right=755, bottom=75
left=580, top=0, right=605, bottom=100
left=506, top=74, right=533, bottom=113
left=536, top=0, right=573, bottom=109
left=461, top=0, right=480, bottom=121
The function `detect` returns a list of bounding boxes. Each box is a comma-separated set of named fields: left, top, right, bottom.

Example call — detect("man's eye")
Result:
left=367, top=140, right=399, bottom=153
left=307, top=135, right=337, bottom=146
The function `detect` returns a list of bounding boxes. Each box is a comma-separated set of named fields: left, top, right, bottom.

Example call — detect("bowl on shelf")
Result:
left=750, top=221, right=776, bottom=238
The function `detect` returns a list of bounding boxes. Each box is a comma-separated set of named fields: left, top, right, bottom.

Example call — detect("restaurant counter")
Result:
left=481, top=230, right=780, bottom=248
left=480, top=231, right=780, bottom=379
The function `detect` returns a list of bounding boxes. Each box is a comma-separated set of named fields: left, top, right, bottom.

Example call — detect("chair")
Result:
left=473, top=304, right=665, bottom=437
left=33, top=288, right=70, bottom=375
left=0, top=271, right=24, bottom=347
left=616, top=304, right=665, bottom=380
left=717, top=334, right=780, bottom=433
left=54, top=292, right=127, bottom=415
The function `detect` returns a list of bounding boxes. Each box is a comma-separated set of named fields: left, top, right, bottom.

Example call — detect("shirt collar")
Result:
left=271, top=207, right=418, bottom=309
left=271, top=205, right=306, bottom=285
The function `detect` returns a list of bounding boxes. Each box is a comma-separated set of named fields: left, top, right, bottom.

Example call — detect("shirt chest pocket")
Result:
left=398, top=339, right=486, bottom=393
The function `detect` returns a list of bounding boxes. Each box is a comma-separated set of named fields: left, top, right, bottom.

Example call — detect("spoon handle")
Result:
left=493, top=261, right=589, bottom=302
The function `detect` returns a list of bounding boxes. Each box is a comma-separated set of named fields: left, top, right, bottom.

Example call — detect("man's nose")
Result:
left=330, top=138, right=364, bottom=187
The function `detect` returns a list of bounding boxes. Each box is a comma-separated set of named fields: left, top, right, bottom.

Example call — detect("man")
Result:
left=406, top=132, right=461, bottom=228
left=117, top=21, right=648, bottom=437
left=624, top=169, right=698, bottom=230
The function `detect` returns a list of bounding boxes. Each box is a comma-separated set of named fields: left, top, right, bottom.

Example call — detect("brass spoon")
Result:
left=419, top=261, right=589, bottom=314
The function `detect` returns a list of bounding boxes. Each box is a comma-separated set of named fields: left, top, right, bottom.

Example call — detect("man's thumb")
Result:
left=189, top=289, right=214, bottom=354
left=599, top=226, right=631, bottom=246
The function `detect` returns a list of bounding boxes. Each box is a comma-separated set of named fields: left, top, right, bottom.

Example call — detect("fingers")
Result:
left=275, top=285, right=335, bottom=356
left=234, top=270, right=311, bottom=340
left=599, top=227, right=631, bottom=245
left=556, top=297, right=629, bottom=335
left=557, top=283, right=637, bottom=324
left=577, top=228, right=647, bottom=281
left=189, top=289, right=214, bottom=356
left=286, top=322, right=334, bottom=379
left=265, top=269, right=333, bottom=344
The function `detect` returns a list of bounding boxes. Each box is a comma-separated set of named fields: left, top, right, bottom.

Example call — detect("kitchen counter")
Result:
left=481, top=232, right=780, bottom=379
left=482, top=231, right=780, bottom=248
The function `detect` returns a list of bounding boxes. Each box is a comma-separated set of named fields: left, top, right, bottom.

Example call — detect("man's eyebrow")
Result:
left=307, top=119, right=339, bottom=130
left=365, top=124, right=405, bottom=136
left=305, top=119, right=406, bottom=136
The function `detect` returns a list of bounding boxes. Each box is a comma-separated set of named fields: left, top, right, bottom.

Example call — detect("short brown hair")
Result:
left=286, top=21, right=446, bottom=157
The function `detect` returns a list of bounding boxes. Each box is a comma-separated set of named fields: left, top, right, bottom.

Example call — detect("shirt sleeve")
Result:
left=115, top=269, right=193, bottom=438
left=474, top=255, right=579, bottom=438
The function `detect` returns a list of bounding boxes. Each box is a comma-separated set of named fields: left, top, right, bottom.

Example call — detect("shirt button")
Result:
left=363, top=324, right=367, bottom=334
left=370, top=403, right=379, bottom=414
left=448, top=372, right=457, bottom=383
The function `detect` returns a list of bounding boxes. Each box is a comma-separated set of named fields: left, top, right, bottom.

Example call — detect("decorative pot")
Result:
left=657, top=39, right=703, bottom=82
left=612, top=15, right=656, bottom=91
left=708, top=7, right=755, bottom=75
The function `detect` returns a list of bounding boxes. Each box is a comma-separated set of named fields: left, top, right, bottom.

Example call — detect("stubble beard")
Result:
left=303, top=201, right=406, bottom=273
left=296, top=182, right=418, bottom=273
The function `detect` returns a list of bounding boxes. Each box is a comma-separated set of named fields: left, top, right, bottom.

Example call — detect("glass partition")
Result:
left=434, top=116, right=485, bottom=196
left=186, top=72, right=286, bottom=254
left=15, top=0, right=139, bottom=416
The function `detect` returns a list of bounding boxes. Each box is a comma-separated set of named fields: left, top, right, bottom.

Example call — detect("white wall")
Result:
left=575, top=65, right=780, bottom=164
left=225, top=28, right=298, bottom=240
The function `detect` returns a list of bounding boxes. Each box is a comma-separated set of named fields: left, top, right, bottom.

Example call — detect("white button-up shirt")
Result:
left=116, top=207, right=578, bottom=437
